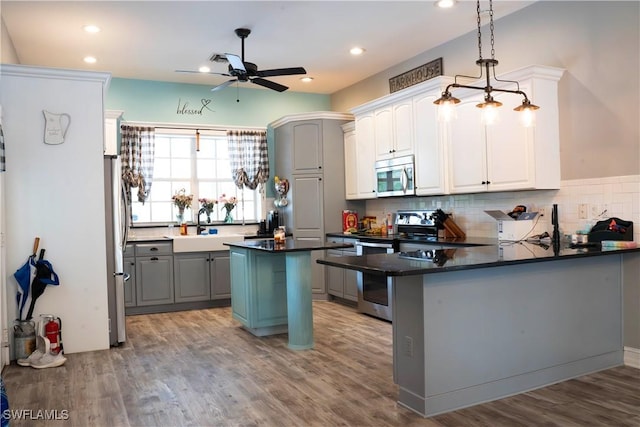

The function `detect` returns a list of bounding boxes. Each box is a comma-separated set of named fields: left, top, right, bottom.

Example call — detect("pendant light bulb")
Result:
left=196, top=129, right=200, bottom=151
left=481, top=104, right=500, bottom=126
left=437, top=100, right=458, bottom=122
left=519, top=108, right=536, bottom=128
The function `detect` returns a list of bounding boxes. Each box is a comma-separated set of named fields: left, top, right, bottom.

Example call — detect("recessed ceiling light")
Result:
left=435, top=0, right=456, bottom=8
left=350, top=47, right=365, bottom=56
left=300, top=77, right=314, bottom=83
left=83, top=25, right=101, bottom=33
left=83, top=56, right=97, bottom=64
left=198, top=66, right=211, bottom=73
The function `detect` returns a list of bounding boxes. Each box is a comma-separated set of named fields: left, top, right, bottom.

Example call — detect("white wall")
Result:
left=0, top=16, right=19, bottom=64
left=0, top=65, right=111, bottom=354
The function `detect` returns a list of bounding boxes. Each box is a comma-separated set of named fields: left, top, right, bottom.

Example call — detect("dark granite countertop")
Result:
left=225, top=239, right=353, bottom=253
left=317, top=241, right=640, bottom=277
left=325, top=231, right=495, bottom=247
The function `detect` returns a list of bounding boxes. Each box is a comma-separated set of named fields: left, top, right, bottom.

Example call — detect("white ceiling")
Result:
left=1, top=1, right=535, bottom=94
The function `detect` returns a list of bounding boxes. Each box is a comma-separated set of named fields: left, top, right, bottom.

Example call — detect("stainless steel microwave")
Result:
left=375, top=155, right=416, bottom=197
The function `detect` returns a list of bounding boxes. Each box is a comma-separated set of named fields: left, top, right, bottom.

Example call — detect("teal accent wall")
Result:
left=105, top=78, right=332, bottom=198
left=105, top=78, right=331, bottom=126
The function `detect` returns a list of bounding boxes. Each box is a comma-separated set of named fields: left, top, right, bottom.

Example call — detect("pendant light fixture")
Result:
left=195, top=129, right=200, bottom=151
left=434, top=0, right=539, bottom=126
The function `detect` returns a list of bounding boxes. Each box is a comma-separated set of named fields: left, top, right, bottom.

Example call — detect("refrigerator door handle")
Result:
left=114, top=272, right=131, bottom=282
left=120, top=180, right=130, bottom=249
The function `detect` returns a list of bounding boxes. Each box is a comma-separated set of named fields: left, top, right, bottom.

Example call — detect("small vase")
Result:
left=224, top=211, right=234, bottom=223
left=176, top=207, right=185, bottom=224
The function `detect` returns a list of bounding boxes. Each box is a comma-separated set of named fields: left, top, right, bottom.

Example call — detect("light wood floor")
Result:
left=2, top=301, right=640, bottom=427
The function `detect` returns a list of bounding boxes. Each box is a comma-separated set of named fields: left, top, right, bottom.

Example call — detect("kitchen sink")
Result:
left=168, top=233, right=245, bottom=252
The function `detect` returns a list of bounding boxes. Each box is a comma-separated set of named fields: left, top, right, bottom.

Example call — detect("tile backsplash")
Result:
left=366, top=175, right=640, bottom=242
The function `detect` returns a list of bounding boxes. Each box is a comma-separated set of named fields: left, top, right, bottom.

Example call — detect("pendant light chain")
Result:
left=476, top=0, right=483, bottom=60
left=489, top=0, right=495, bottom=60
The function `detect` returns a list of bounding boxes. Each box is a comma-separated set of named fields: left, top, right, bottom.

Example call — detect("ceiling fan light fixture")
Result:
left=198, top=66, right=211, bottom=73
left=350, top=47, right=365, bottom=56
left=300, top=77, right=314, bottom=83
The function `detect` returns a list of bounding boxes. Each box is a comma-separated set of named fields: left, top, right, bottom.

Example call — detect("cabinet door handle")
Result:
left=318, top=166, right=322, bottom=169
left=151, top=257, right=158, bottom=261
left=150, top=247, right=158, bottom=251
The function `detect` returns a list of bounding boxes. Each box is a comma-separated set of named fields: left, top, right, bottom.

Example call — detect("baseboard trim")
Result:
left=624, top=346, right=640, bottom=368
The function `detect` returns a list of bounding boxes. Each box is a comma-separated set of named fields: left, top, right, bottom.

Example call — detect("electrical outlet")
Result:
left=578, top=204, right=588, bottom=220
left=404, top=336, right=414, bottom=358
left=538, top=206, right=547, bottom=218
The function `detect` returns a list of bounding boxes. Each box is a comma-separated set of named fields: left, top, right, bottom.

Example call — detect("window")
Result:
left=131, top=129, right=263, bottom=224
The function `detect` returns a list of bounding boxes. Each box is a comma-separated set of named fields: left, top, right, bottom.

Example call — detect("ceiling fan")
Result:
left=177, top=28, right=307, bottom=93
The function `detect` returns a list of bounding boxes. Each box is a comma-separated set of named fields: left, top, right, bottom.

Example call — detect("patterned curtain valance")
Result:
left=120, top=125, right=155, bottom=204
left=227, top=130, right=269, bottom=190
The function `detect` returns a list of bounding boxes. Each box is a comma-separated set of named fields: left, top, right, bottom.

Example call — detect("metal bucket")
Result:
left=13, top=320, right=36, bottom=360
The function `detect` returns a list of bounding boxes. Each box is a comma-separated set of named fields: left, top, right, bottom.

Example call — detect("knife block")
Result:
left=442, top=217, right=466, bottom=239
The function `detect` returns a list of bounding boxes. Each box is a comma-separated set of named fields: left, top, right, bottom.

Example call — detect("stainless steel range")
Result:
left=356, top=210, right=442, bottom=322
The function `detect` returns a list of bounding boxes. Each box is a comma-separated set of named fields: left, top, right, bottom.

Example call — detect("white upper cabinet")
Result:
left=350, top=65, right=563, bottom=197
left=413, top=90, right=448, bottom=195
left=104, top=110, right=123, bottom=156
left=374, top=99, right=414, bottom=161
left=447, top=66, right=564, bottom=194
left=346, top=114, right=377, bottom=199
left=446, top=93, right=488, bottom=194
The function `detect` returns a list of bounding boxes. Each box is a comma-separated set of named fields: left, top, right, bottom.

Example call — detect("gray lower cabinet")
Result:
left=123, top=256, right=136, bottom=307
left=135, top=242, right=174, bottom=306
left=136, top=255, right=174, bottom=306
left=173, top=251, right=231, bottom=302
left=210, top=254, right=231, bottom=299
left=325, top=238, right=358, bottom=302
left=174, top=253, right=211, bottom=302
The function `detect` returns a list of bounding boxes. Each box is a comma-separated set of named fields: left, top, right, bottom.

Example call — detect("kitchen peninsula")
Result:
left=318, top=242, right=640, bottom=417
left=225, top=239, right=352, bottom=350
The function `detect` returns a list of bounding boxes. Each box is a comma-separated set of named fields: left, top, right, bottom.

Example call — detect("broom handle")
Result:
left=32, top=237, right=40, bottom=257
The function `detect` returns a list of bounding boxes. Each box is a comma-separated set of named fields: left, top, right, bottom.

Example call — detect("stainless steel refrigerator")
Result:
left=104, top=155, right=129, bottom=346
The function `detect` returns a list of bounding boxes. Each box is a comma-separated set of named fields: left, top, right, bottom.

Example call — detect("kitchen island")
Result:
left=317, top=242, right=640, bottom=417
left=225, top=239, right=352, bottom=350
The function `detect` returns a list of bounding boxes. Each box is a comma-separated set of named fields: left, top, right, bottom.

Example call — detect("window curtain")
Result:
left=227, top=130, right=269, bottom=190
left=120, top=125, right=155, bottom=204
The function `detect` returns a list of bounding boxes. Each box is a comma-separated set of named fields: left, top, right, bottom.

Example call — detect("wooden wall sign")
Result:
left=388, top=57, right=443, bottom=93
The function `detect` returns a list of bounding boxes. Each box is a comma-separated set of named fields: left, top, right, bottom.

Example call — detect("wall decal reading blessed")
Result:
left=176, top=98, right=215, bottom=115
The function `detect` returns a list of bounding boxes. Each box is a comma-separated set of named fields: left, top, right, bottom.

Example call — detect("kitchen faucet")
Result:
left=197, top=208, right=208, bottom=235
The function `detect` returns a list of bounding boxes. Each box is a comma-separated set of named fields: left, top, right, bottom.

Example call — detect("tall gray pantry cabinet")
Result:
left=272, top=112, right=363, bottom=297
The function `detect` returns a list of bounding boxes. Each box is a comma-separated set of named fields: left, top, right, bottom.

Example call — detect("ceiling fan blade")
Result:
left=211, top=79, right=236, bottom=92
left=251, top=78, right=288, bottom=92
left=175, top=70, right=231, bottom=77
left=256, top=67, right=307, bottom=77
left=225, top=53, right=246, bottom=73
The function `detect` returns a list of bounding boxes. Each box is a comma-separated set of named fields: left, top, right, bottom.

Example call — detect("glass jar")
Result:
left=274, top=226, right=286, bottom=244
